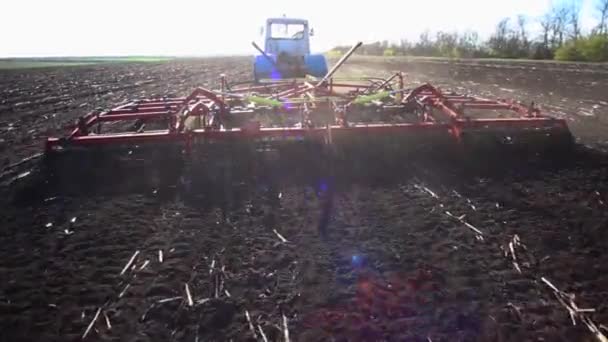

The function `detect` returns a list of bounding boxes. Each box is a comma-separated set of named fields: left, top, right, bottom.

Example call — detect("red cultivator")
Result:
left=45, top=73, right=572, bottom=155
left=44, top=49, right=573, bottom=188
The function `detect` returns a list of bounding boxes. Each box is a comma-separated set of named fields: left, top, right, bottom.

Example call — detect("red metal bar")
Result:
left=128, top=99, right=186, bottom=106
left=96, top=112, right=170, bottom=122
left=232, top=83, right=295, bottom=93
left=107, top=107, right=175, bottom=115
left=456, top=117, right=568, bottom=129
left=126, top=100, right=183, bottom=106
left=275, top=84, right=310, bottom=98
left=69, top=110, right=109, bottom=138
left=431, top=99, right=462, bottom=119
left=441, top=99, right=494, bottom=104
left=323, top=83, right=373, bottom=89
left=371, top=73, right=400, bottom=93
left=461, top=103, right=512, bottom=110
left=46, top=122, right=453, bottom=149
left=185, top=87, right=226, bottom=107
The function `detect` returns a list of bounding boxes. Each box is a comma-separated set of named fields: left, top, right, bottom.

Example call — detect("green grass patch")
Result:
left=0, top=56, right=173, bottom=70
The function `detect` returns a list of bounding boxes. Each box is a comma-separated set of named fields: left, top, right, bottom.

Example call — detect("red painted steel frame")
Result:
left=45, top=74, right=570, bottom=152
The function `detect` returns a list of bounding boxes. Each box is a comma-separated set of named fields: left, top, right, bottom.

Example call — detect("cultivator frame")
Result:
left=44, top=78, right=571, bottom=153
left=45, top=46, right=572, bottom=159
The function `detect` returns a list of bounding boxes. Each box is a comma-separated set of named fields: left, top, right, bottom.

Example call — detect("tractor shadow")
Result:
left=7, top=139, right=608, bottom=224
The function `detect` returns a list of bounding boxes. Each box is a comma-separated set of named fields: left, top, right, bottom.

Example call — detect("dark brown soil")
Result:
left=1, top=57, right=608, bottom=342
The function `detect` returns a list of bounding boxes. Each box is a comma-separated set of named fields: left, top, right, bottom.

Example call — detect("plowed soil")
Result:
left=1, top=56, right=608, bottom=342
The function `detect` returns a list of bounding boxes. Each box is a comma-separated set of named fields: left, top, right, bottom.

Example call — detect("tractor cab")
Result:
left=253, top=17, right=328, bottom=82
left=264, top=18, right=311, bottom=57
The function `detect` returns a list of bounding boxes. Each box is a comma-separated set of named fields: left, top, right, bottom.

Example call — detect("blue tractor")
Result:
left=253, top=17, right=328, bottom=82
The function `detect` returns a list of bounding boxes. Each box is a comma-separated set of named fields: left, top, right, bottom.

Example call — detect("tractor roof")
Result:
left=266, top=18, right=308, bottom=25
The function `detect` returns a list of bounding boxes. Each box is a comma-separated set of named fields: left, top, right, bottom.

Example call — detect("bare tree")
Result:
left=569, top=1, right=581, bottom=40
left=415, top=30, right=433, bottom=56
left=540, top=13, right=552, bottom=48
left=488, top=18, right=517, bottom=57
left=495, top=18, right=510, bottom=48
left=398, top=39, right=411, bottom=55
left=517, top=15, right=529, bottom=48
left=597, top=0, right=608, bottom=34
left=550, top=6, right=570, bottom=48
left=497, top=18, right=510, bottom=38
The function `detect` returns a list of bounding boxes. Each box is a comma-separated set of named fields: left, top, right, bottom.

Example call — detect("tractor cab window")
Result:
left=270, top=23, right=306, bottom=40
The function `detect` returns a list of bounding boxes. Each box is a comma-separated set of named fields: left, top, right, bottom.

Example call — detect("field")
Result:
left=1, top=56, right=608, bottom=341
left=0, top=57, right=172, bottom=70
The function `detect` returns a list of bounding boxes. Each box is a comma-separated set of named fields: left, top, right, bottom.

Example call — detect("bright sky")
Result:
left=0, top=0, right=599, bottom=57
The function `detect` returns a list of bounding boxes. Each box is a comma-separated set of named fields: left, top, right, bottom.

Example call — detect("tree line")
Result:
left=330, top=0, right=608, bottom=62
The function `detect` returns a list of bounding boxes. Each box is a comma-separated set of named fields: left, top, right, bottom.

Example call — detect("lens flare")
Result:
left=351, top=254, right=363, bottom=267
left=270, top=68, right=282, bottom=80
left=319, top=180, right=328, bottom=193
